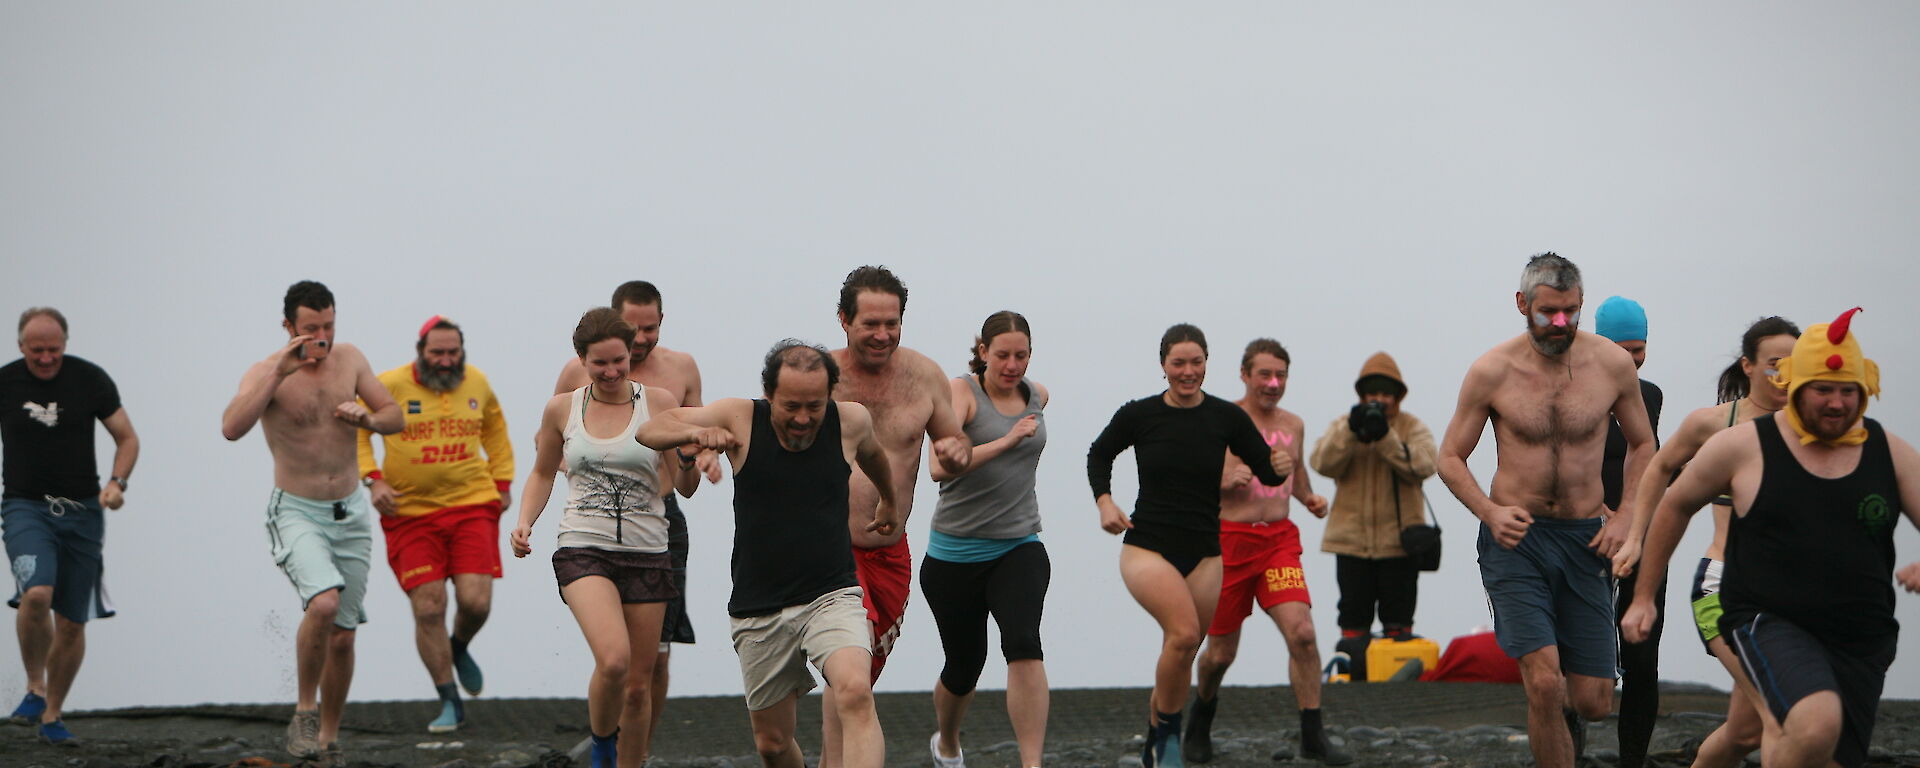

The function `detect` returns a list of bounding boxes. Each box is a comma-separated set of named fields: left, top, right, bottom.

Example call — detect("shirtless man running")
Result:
left=1186, top=339, right=1347, bottom=766
left=553, top=280, right=716, bottom=763
left=1436, top=254, right=1655, bottom=768
left=222, top=281, right=403, bottom=766
left=821, top=266, right=971, bottom=767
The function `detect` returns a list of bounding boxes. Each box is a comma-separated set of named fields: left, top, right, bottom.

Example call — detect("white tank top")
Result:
left=557, top=382, right=668, bottom=553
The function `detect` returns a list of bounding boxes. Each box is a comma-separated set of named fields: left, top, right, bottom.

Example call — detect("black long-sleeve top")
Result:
left=1087, top=393, right=1288, bottom=556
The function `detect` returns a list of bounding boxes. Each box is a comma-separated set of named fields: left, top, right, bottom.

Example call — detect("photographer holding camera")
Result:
left=1310, top=352, right=1437, bottom=644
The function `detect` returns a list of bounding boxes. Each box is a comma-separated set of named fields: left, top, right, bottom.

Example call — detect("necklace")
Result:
left=589, top=384, right=636, bottom=405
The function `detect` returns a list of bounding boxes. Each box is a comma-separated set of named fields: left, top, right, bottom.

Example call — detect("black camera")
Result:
left=1348, top=401, right=1391, bottom=443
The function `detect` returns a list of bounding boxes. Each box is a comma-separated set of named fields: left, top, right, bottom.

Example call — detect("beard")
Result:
left=417, top=357, right=466, bottom=392
left=1527, top=323, right=1575, bottom=356
left=1794, top=398, right=1862, bottom=442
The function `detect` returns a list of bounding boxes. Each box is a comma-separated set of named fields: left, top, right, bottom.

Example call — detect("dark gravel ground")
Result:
left=7, top=682, right=1918, bottom=767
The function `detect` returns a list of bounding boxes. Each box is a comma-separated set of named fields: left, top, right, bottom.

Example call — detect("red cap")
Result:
left=418, top=315, right=447, bottom=340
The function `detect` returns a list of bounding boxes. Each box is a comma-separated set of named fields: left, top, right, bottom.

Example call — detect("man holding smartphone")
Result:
left=222, top=281, right=403, bottom=767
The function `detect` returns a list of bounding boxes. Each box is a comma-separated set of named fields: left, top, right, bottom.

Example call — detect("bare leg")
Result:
left=1007, top=659, right=1050, bottom=767
left=1270, top=602, right=1322, bottom=710
left=1766, top=691, right=1843, bottom=768
left=1691, top=637, right=1770, bottom=768
left=14, top=586, right=53, bottom=698
left=616, top=602, right=665, bottom=768
left=410, top=580, right=454, bottom=686
left=820, top=680, right=844, bottom=768
left=1194, top=631, right=1240, bottom=701
left=563, top=577, right=632, bottom=738
left=648, top=648, right=670, bottom=755
left=747, top=693, right=806, bottom=768
left=932, top=679, right=973, bottom=760
left=450, top=573, right=492, bottom=643
left=1119, top=545, right=1221, bottom=715
left=1518, top=646, right=1575, bottom=768
left=42, top=615, right=85, bottom=723
left=318, top=627, right=356, bottom=745
left=295, top=590, right=343, bottom=713
left=823, top=647, right=884, bottom=768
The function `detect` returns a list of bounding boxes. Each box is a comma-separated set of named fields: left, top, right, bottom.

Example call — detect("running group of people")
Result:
left=4, top=256, right=1917, bottom=768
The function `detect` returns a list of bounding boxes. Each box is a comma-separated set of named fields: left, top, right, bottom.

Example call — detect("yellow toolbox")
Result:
left=1365, top=636, right=1440, bottom=682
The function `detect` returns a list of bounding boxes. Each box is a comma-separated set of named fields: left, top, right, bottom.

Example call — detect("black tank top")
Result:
left=727, top=400, right=856, bottom=618
left=1720, top=413, right=1902, bottom=649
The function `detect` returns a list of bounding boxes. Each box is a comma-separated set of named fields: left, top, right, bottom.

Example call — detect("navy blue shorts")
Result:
left=1724, top=613, right=1893, bottom=768
left=4, top=496, right=114, bottom=624
left=1476, top=517, right=1615, bottom=679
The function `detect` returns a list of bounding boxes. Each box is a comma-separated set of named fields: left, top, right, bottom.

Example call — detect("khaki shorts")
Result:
left=729, top=586, right=870, bottom=711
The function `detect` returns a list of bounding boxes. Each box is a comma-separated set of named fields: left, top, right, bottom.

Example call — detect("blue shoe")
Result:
left=39, top=719, right=77, bottom=746
left=428, top=698, right=463, bottom=733
left=10, top=692, right=46, bottom=724
left=452, top=637, right=484, bottom=696
left=590, top=731, right=618, bottom=768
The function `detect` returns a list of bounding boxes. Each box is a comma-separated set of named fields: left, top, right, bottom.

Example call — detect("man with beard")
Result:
left=1624, top=308, right=1920, bottom=768
left=1436, top=254, right=1655, bottom=768
left=822, top=266, right=971, bottom=768
left=554, top=281, right=715, bottom=762
left=359, top=316, right=514, bottom=733
left=635, top=340, right=898, bottom=768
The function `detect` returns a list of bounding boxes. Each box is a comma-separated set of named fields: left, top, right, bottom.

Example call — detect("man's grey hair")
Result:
left=1518, top=252, right=1582, bottom=304
left=17, top=307, right=68, bottom=341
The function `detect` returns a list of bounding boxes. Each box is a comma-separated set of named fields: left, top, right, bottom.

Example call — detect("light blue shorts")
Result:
left=266, top=487, right=372, bottom=630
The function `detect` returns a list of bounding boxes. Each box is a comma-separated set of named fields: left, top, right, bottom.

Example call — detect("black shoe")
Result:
left=1184, top=696, right=1217, bottom=763
left=1301, top=729, right=1352, bottom=766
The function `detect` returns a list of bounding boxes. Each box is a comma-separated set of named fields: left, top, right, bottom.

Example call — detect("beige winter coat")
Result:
left=1310, top=352, right=1439, bottom=559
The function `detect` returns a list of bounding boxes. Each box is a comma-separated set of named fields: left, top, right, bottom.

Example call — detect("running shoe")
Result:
left=929, top=731, right=966, bottom=768
left=286, top=709, right=322, bottom=758
left=39, top=719, right=77, bottom=746
left=10, top=692, right=46, bottom=725
left=428, top=698, right=463, bottom=733
left=452, top=635, right=484, bottom=696
left=317, top=741, right=345, bottom=768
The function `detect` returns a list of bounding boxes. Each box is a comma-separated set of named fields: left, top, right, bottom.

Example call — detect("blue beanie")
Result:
left=1595, top=296, right=1648, bottom=342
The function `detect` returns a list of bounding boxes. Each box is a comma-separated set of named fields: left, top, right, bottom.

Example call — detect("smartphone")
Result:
left=297, top=339, right=330, bottom=360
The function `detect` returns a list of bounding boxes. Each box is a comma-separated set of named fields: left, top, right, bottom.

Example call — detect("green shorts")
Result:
left=266, top=488, right=372, bottom=630
left=1689, top=557, right=1723, bottom=651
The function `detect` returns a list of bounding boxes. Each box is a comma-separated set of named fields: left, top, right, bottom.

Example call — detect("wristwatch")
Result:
left=109, top=476, right=128, bottom=491
left=362, top=475, right=376, bottom=488
left=676, top=447, right=701, bottom=464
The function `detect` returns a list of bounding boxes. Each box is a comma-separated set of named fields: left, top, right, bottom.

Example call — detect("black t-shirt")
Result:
left=0, top=356, right=122, bottom=500
left=1602, top=378, right=1663, bottom=510
left=727, top=399, right=856, bottom=618
left=1087, top=393, right=1287, bottom=547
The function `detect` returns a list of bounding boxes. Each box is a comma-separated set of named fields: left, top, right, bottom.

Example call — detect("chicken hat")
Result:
left=1771, top=307, right=1880, bottom=446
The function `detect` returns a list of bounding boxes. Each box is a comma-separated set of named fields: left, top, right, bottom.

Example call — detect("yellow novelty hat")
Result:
left=1771, top=307, right=1880, bottom=445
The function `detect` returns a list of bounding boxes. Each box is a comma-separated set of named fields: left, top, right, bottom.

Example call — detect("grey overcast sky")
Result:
left=3, top=4, right=1917, bottom=710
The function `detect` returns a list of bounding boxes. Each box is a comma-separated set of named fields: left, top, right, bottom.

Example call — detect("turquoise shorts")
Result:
left=266, top=487, right=372, bottom=630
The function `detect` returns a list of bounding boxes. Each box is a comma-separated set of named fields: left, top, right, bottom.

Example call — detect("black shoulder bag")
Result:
left=1393, top=443, right=1442, bottom=572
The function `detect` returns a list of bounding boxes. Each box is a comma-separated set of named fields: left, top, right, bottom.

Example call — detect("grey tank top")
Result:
left=932, top=376, right=1046, bottom=539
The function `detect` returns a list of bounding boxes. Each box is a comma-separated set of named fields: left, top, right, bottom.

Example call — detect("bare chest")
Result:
left=1489, top=368, right=1612, bottom=447
left=268, top=368, right=358, bottom=431
left=840, top=371, right=933, bottom=456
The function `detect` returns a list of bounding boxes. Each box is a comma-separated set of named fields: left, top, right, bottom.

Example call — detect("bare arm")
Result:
left=1622, top=425, right=1747, bottom=641
left=1595, top=357, right=1657, bottom=557
left=644, top=387, right=705, bottom=498
left=931, top=377, right=1043, bottom=482
left=552, top=357, right=586, bottom=396
left=1616, top=407, right=1721, bottom=575
left=844, top=403, right=899, bottom=535
left=1887, top=432, right=1920, bottom=594
left=1436, top=359, right=1500, bottom=521
left=96, top=407, right=138, bottom=510
left=351, top=350, right=403, bottom=435
left=634, top=399, right=747, bottom=454
left=510, top=395, right=569, bottom=558
left=222, top=339, right=310, bottom=440
left=924, top=362, right=973, bottom=476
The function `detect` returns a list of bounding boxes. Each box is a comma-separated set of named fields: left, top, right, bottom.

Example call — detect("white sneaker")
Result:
left=929, top=732, right=965, bottom=768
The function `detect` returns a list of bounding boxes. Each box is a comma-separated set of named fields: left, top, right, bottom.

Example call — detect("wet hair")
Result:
left=416, top=317, right=464, bottom=352
left=1159, top=323, right=1208, bottom=362
left=761, top=339, right=839, bottom=397
left=283, top=280, right=335, bottom=324
left=1718, top=316, right=1801, bottom=403
left=1518, top=252, right=1582, bottom=304
left=837, top=265, right=908, bottom=321
left=610, top=280, right=663, bottom=312
left=572, top=307, right=637, bottom=357
left=17, top=307, right=68, bottom=339
left=1240, top=338, right=1290, bottom=373
left=968, top=311, right=1032, bottom=376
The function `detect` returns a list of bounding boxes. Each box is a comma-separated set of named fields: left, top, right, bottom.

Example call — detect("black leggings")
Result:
left=1334, top=555, right=1418, bottom=632
left=1613, top=569, right=1666, bottom=768
left=920, top=541, right=1051, bottom=696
